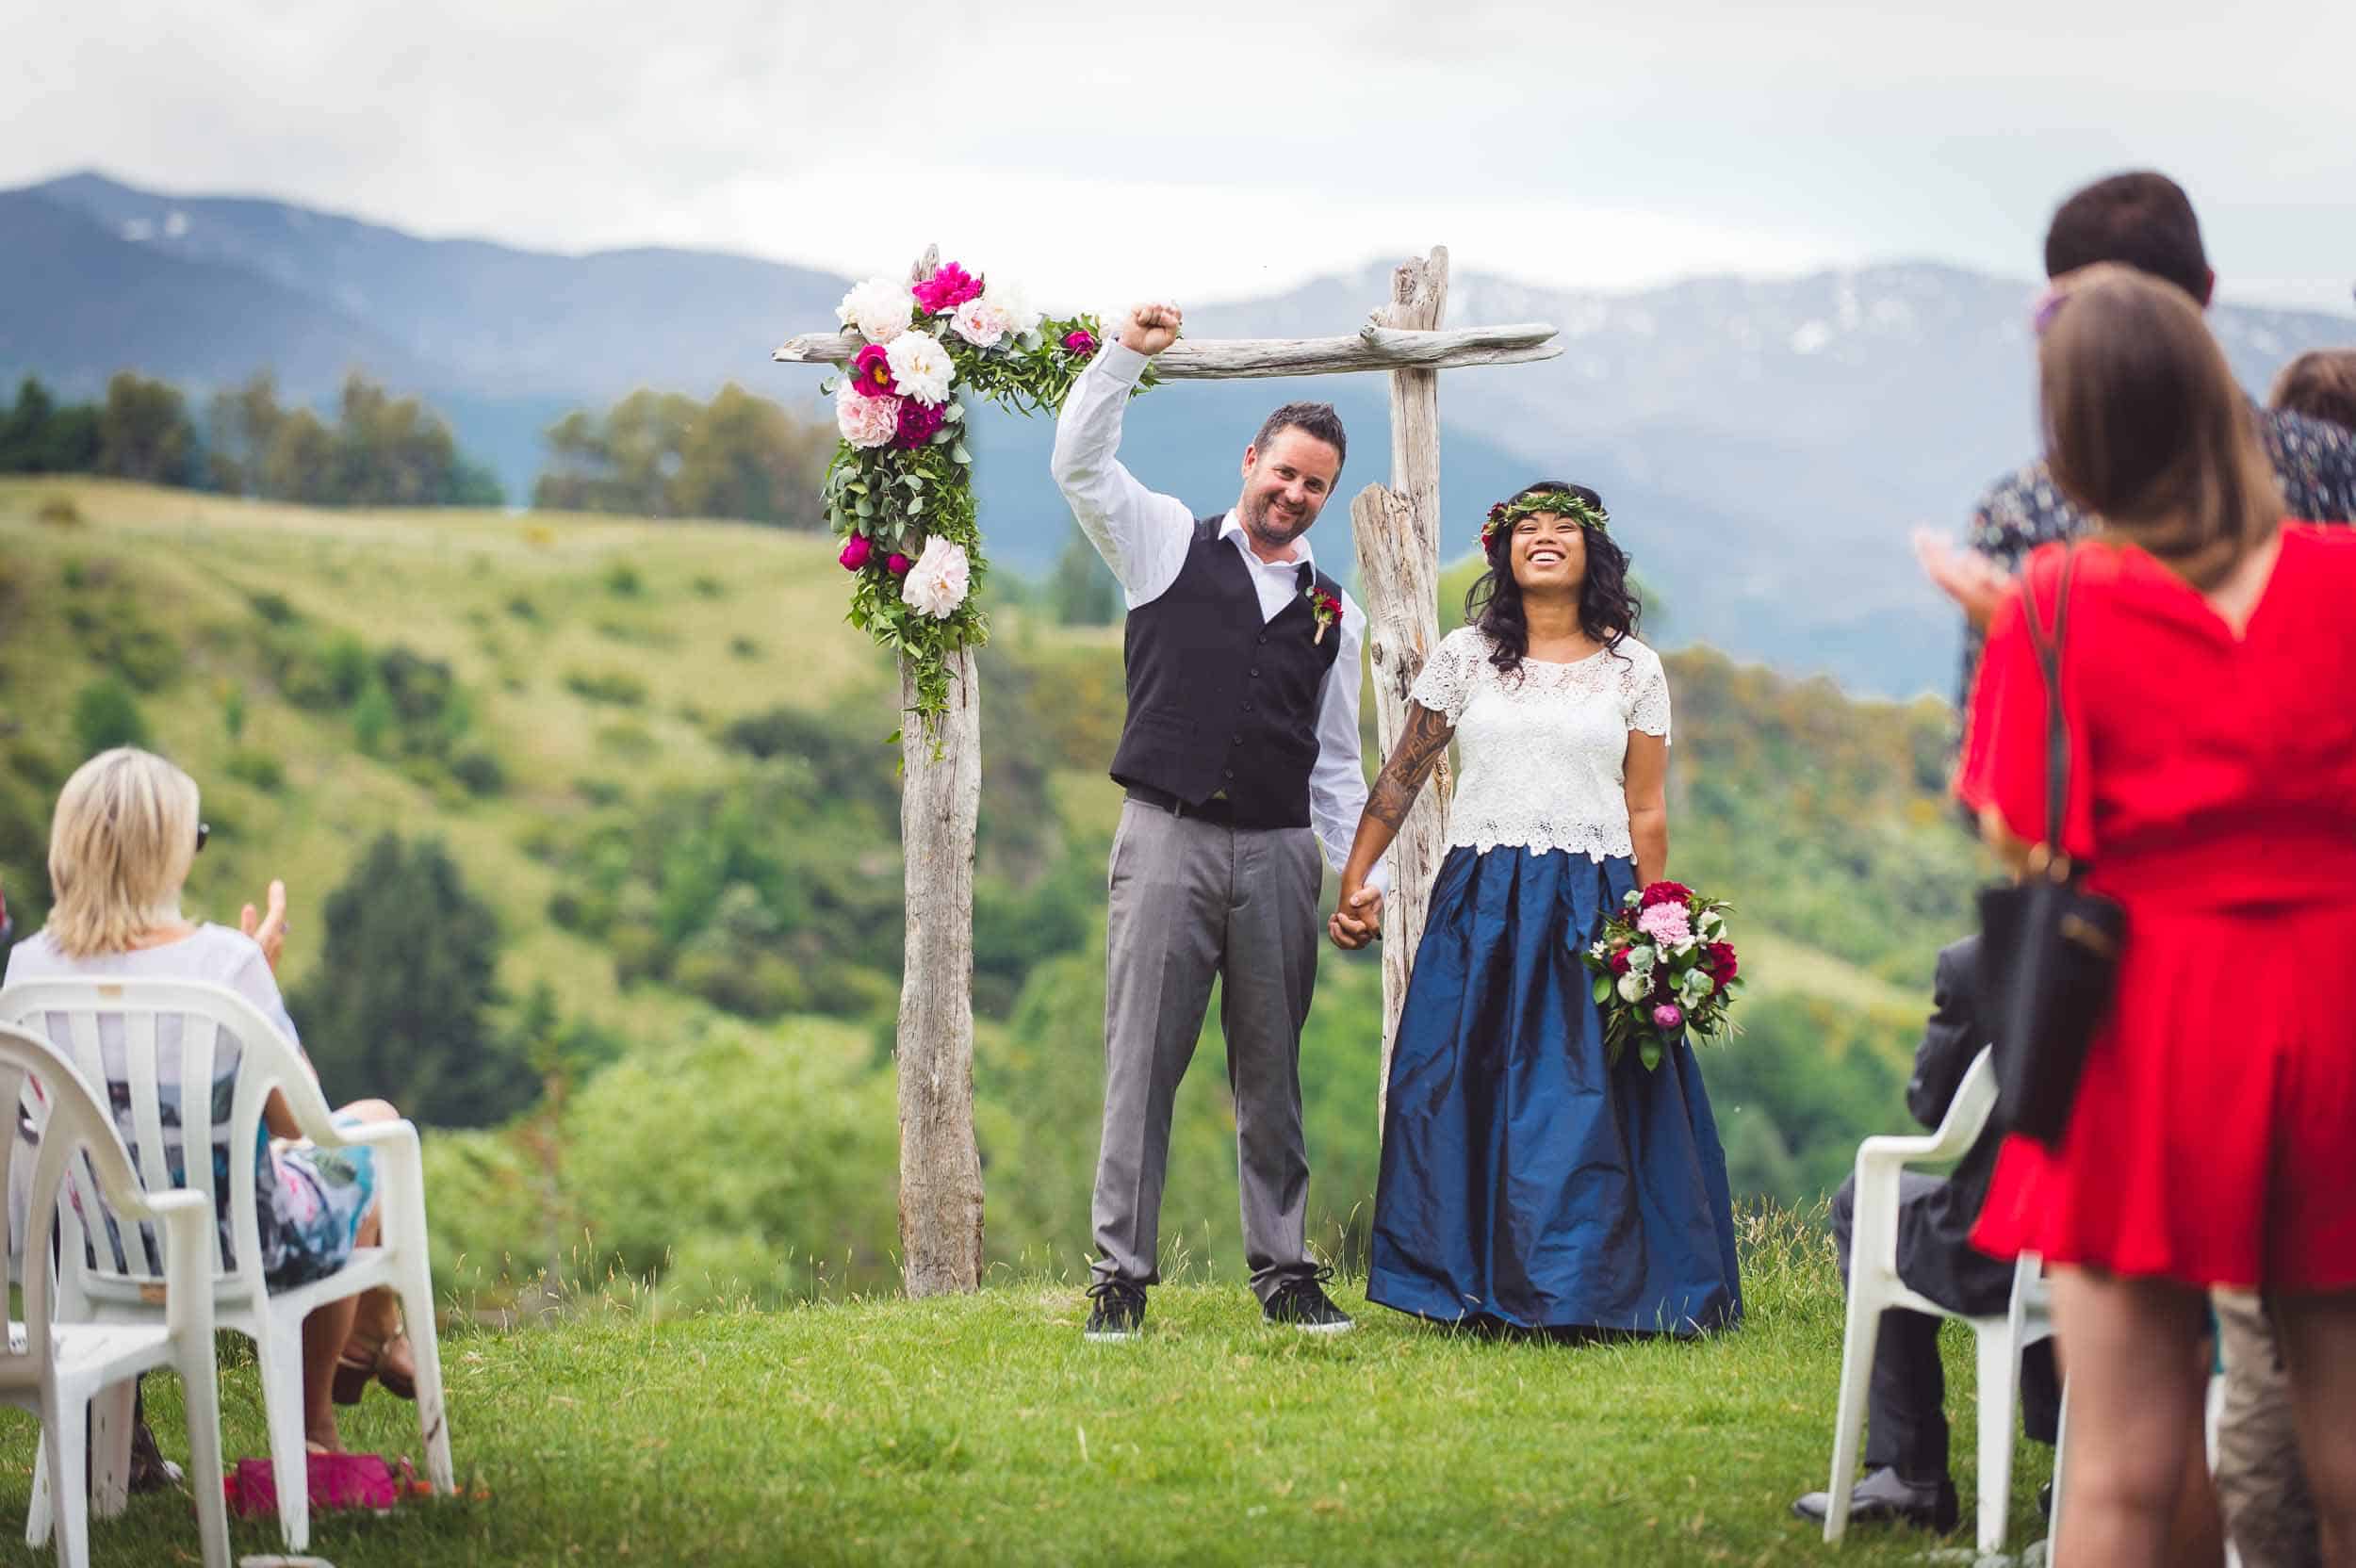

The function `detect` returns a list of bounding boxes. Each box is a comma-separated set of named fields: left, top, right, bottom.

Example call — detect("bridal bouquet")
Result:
left=823, top=260, right=1145, bottom=740
left=1580, top=882, right=1742, bottom=1070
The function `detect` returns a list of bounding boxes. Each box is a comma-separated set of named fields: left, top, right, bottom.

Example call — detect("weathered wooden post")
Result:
left=894, top=644, right=985, bottom=1295
left=1350, top=250, right=1457, bottom=1127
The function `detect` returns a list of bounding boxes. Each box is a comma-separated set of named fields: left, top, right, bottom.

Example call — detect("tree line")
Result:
left=0, top=370, right=503, bottom=507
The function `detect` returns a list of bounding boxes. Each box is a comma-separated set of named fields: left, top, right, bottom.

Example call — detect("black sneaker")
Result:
left=1263, top=1268, right=1354, bottom=1334
left=1084, top=1279, right=1147, bottom=1343
left=1790, top=1465, right=1959, bottom=1533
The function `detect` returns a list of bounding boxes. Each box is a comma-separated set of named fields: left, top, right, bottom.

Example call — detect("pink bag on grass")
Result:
left=223, top=1452, right=416, bottom=1518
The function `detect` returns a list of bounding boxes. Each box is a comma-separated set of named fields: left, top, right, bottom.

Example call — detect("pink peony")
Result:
left=886, top=552, right=911, bottom=576
left=1062, top=329, right=1098, bottom=357
left=911, top=262, right=982, bottom=315
left=835, top=384, right=900, bottom=449
left=948, top=297, right=1012, bottom=348
left=1635, top=901, right=1693, bottom=948
left=838, top=534, right=873, bottom=571
left=850, top=343, right=898, bottom=398
left=892, top=399, right=945, bottom=449
left=1652, top=1003, right=1683, bottom=1030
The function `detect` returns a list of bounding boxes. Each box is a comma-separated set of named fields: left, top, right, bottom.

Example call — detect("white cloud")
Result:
left=4, top=0, right=2351, bottom=313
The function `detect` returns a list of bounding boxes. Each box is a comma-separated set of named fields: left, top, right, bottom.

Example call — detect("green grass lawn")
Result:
left=0, top=1210, right=2049, bottom=1566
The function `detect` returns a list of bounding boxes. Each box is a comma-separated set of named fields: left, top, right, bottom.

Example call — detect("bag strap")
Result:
left=2017, top=547, right=2080, bottom=869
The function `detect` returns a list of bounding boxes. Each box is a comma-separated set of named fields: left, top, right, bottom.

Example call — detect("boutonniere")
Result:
left=1305, top=584, right=1343, bottom=644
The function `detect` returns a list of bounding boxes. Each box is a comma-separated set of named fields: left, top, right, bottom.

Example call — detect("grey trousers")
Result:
left=1089, top=799, right=1323, bottom=1303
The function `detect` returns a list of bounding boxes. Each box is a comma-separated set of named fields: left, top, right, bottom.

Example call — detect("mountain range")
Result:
left=7, top=169, right=2350, bottom=697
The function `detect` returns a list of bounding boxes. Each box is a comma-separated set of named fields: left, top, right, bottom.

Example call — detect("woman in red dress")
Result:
left=1959, top=266, right=2356, bottom=1565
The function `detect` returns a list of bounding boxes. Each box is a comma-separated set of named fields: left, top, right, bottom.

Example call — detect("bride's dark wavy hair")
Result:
left=1465, top=480, right=1642, bottom=677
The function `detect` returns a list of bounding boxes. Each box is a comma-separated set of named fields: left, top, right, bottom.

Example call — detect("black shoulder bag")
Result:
left=1973, top=548, right=2127, bottom=1146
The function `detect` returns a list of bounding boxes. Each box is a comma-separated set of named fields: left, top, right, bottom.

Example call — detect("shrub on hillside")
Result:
left=565, top=669, right=648, bottom=707
left=35, top=494, right=81, bottom=528
left=71, top=677, right=148, bottom=757
left=450, top=747, right=506, bottom=797
left=222, top=749, right=285, bottom=792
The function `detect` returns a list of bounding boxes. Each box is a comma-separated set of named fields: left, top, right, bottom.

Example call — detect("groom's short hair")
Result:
left=1252, top=402, right=1347, bottom=470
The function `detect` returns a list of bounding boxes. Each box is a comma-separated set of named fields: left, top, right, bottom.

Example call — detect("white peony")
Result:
left=834, top=383, right=900, bottom=449
left=1615, top=971, right=1650, bottom=1004
left=900, top=536, right=972, bottom=620
left=836, top=275, right=913, bottom=344
left=1698, top=908, right=1725, bottom=939
left=949, top=297, right=1013, bottom=349
left=884, top=330, right=955, bottom=406
left=983, top=276, right=1042, bottom=337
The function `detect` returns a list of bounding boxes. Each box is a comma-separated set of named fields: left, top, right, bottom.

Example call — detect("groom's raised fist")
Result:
left=1120, top=302, right=1183, bottom=357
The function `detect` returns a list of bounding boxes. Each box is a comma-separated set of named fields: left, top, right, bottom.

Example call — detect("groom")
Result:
left=1051, top=301, right=1384, bottom=1341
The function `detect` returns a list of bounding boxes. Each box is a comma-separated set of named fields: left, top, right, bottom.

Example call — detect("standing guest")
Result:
left=2, top=747, right=419, bottom=1453
left=2271, top=350, right=2356, bottom=434
left=1330, top=482, right=1740, bottom=1338
left=2201, top=347, right=2356, bottom=1568
left=1051, top=302, right=1376, bottom=1342
left=1958, top=268, right=2356, bottom=1565
left=1789, top=937, right=2060, bottom=1533
left=1918, top=171, right=2356, bottom=687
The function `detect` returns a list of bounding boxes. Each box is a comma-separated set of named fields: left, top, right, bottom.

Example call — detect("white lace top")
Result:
left=1409, top=627, right=1672, bottom=861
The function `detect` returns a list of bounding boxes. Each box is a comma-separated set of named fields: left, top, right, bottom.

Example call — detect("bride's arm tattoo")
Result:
left=1366, top=703, right=1453, bottom=829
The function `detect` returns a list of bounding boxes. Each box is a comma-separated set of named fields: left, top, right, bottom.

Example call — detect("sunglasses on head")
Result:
left=196, top=822, right=209, bottom=855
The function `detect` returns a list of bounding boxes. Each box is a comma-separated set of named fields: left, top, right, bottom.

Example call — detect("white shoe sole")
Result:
left=1084, top=1328, right=1142, bottom=1344
left=1273, top=1318, right=1354, bottom=1334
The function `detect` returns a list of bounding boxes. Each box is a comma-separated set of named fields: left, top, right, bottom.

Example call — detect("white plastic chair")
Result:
left=1823, top=1046, right=2055, bottom=1555
left=0, top=978, right=452, bottom=1552
left=0, top=1020, right=230, bottom=1568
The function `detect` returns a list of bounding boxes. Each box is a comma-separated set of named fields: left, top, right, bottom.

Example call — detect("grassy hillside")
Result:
left=0, top=1209, right=2053, bottom=1566
left=0, top=479, right=1986, bottom=1303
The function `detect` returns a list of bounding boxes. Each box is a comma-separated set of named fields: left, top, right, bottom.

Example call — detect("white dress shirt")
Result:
left=1051, top=339, right=1383, bottom=886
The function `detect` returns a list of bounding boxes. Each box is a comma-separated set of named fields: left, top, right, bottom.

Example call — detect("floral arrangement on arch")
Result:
left=1579, top=881, right=1742, bottom=1070
left=824, top=259, right=1148, bottom=738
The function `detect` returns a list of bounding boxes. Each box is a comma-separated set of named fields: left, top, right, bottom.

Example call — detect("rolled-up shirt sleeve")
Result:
left=1309, top=596, right=1388, bottom=891
left=1049, top=341, right=1192, bottom=608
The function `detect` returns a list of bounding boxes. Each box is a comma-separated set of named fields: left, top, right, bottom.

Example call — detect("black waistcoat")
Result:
left=1110, top=517, right=1342, bottom=828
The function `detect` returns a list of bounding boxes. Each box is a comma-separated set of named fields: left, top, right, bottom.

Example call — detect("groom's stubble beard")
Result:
left=1238, top=488, right=1320, bottom=553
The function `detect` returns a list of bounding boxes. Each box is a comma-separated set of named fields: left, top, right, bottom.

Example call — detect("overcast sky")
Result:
left=9, top=1, right=2352, bottom=316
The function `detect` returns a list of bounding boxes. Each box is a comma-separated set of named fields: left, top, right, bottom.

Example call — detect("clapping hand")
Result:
left=1327, top=883, right=1383, bottom=950
left=240, top=878, right=290, bottom=972
left=1119, top=302, right=1183, bottom=357
left=1913, top=527, right=2011, bottom=630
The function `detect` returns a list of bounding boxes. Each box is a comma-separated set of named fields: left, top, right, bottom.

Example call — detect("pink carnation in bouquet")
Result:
left=1579, top=881, right=1742, bottom=1071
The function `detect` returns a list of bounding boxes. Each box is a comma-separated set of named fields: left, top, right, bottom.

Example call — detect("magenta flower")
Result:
left=838, top=534, right=872, bottom=571
left=911, top=262, right=982, bottom=315
left=1652, top=1003, right=1683, bottom=1030
left=887, top=552, right=912, bottom=576
left=1062, top=329, right=1098, bottom=358
left=892, top=399, right=945, bottom=449
left=850, top=343, right=898, bottom=399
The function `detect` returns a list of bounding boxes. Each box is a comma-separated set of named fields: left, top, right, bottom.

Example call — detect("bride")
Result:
left=1331, top=481, right=1742, bottom=1334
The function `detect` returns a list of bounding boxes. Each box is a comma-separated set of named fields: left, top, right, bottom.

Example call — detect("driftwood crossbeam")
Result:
left=772, top=247, right=1560, bottom=1296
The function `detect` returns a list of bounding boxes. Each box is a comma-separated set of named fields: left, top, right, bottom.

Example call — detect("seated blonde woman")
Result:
left=1, top=747, right=416, bottom=1453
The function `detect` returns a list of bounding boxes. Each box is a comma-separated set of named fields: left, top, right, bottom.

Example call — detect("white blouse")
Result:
left=1408, top=627, right=1672, bottom=862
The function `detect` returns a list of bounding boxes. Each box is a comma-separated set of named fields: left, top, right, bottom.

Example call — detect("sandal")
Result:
left=332, top=1330, right=418, bottom=1406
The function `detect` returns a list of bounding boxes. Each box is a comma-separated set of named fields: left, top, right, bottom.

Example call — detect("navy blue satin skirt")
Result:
left=1367, top=847, right=1742, bottom=1333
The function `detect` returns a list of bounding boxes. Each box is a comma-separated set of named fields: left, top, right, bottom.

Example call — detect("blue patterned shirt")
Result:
left=1956, top=404, right=2356, bottom=710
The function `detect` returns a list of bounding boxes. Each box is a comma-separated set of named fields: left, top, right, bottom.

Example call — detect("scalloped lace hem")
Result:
left=1447, top=823, right=1636, bottom=862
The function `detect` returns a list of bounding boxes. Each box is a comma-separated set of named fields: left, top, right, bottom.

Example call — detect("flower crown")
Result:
left=1481, top=489, right=1610, bottom=550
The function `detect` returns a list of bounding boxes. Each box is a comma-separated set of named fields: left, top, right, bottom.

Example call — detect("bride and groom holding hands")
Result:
left=1051, top=301, right=1742, bottom=1344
